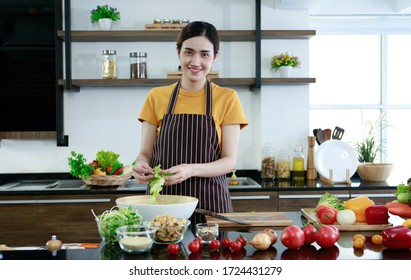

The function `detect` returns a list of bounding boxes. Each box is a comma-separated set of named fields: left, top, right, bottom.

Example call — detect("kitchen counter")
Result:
left=1, top=212, right=409, bottom=260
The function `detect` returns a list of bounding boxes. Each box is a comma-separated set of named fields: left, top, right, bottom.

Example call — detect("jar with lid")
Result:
left=101, top=50, right=117, bottom=79
left=261, top=142, right=275, bottom=180
left=276, top=149, right=290, bottom=180
left=292, top=144, right=305, bottom=181
left=130, top=52, right=147, bottom=79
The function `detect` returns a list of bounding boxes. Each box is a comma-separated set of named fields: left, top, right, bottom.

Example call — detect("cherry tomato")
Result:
left=193, top=237, right=204, bottom=248
left=319, top=209, right=337, bottom=224
left=352, top=234, right=366, bottom=242
left=353, top=238, right=365, bottom=249
left=167, top=243, right=180, bottom=255
left=188, top=240, right=201, bottom=253
left=231, top=240, right=243, bottom=251
left=302, top=224, right=316, bottom=245
left=209, top=239, right=221, bottom=250
left=236, top=235, right=247, bottom=248
left=221, top=237, right=233, bottom=249
left=371, top=234, right=383, bottom=245
left=315, top=225, right=339, bottom=249
left=280, top=225, right=305, bottom=249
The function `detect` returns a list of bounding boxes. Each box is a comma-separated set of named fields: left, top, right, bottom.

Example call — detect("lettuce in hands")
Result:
left=149, top=164, right=172, bottom=204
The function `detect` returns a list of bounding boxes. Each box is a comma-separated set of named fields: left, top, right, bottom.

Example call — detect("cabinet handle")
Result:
left=278, top=194, right=350, bottom=199
left=350, top=193, right=395, bottom=198
left=231, top=195, right=270, bottom=200
left=37, top=198, right=111, bottom=204
left=0, top=200, right=37, bottom=205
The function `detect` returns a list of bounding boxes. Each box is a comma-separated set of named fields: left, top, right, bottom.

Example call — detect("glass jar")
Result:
left=130, top=52, right=147, bottom=79
left=292, top=144, right=305, bottom=181
left=101, top=50, right=117, bottom=79
left=277, top=149, right=290, bottom=180
left=261, top=142, right=275, bottom=180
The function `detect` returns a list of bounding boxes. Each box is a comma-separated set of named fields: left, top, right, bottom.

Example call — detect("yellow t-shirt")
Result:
left=138, top=82, right=248, bottom=143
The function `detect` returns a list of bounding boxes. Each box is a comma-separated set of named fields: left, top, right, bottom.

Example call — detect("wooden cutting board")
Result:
left=205, top=212, right=293, bottom=227
left=301, top=208, right=392, bottom=231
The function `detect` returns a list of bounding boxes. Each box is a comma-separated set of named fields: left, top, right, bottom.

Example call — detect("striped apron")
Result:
left=149, top=80, right=233, bottom=224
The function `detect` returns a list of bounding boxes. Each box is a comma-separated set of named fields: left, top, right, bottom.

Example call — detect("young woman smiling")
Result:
left=132, top=21, right=248, bottom=223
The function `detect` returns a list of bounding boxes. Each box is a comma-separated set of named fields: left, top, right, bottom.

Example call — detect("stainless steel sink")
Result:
left=227, top=177, right=261, bottom=189
left=0, top=180, right=89, bottom=191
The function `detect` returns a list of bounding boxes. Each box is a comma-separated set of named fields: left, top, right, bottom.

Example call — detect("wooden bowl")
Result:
left=357, top=163, right=394, bottom=182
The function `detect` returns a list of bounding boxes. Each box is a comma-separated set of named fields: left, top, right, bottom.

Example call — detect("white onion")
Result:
left=336, top=209, right=356, bottom=225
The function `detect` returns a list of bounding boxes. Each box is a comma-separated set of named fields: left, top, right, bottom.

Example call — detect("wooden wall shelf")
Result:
left=57, top=30, right=316, bottom=42
left=58, top=77, right=316, bottom=88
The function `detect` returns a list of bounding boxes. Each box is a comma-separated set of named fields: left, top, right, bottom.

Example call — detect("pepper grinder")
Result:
left=46, top=235, right=62, bottom=256
left=307, top=136, right=317, bottom=180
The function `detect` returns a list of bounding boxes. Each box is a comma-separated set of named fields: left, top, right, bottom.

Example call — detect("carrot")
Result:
left=385, top=201, right=409, bottom=209
left=388, top=205, right=411, bottom=218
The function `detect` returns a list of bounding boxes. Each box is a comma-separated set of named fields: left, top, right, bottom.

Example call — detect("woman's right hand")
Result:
left=131, top=161, right=154, bottom=184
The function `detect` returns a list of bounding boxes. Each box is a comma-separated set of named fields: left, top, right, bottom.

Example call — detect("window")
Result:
left=309, top=33, right=411, bottom=181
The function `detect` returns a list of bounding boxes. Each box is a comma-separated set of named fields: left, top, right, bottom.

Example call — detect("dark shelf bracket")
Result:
left=250, top=0, right=262, bottom=91
left=64, top=0, right=79, bottom=92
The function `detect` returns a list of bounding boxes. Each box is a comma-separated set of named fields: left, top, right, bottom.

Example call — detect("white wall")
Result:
left=0, top=0, right=311, bottom=174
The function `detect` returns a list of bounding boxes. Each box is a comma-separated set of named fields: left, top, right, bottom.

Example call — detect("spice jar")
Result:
left=101, top=50, right=117, bottom=79
left=277, top=149, right=290, bottom=180
left=261, top=142, right=275, bottom=180
left=130, top=52, right=147, bottom=79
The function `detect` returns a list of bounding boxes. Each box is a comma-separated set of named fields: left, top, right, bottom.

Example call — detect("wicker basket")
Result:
left=82, top=172, right=131, bottom=186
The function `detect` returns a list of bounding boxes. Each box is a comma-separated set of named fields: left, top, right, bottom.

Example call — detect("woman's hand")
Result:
left=131, top=161, right=154, bottom=184
left=161, top=164, right=193, bottom=186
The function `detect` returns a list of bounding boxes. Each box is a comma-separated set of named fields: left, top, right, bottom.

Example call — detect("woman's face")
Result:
left=178, top=36, right=218, bottom=84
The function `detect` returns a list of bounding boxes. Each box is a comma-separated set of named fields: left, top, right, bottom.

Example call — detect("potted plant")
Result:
left=354, top=113, right=394, bottom=182
left=270, top=52, right=301, bottom=77
left=90, top=5, right=120, bottom=30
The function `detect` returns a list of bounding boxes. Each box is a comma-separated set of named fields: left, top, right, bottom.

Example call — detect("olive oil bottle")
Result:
left=292, top=144, right=305, bottom=181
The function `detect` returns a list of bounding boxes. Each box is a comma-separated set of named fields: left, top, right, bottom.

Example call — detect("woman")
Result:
left=132, top=21, right=248, bottom=223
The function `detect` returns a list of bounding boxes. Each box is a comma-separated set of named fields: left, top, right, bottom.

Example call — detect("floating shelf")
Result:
left=57, top=30, right=316, bottom=42
left=58, top=77, right=316, bottom=89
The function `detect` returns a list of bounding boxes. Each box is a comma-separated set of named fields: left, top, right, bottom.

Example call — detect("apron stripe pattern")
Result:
left=149, top=81, right=233, bottom=223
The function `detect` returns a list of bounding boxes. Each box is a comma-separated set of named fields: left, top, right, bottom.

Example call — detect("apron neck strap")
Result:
left=166, top=80, right=212, bottom=116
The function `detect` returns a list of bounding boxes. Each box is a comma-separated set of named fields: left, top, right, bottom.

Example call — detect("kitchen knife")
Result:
left=195, top=208, right=251, bottom=225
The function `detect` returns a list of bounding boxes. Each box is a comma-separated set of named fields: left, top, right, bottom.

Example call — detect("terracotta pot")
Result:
left=357, top=163, right=394, bottom=182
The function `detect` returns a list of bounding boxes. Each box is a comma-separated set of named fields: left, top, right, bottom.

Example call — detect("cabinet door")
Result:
left=278, top=190, right=349, bottom=212
left=37, top=194, right=117, bottom=244
left=0, top=196, right=37, bottom=246
left=230, top=191, right=277, bottom=212
left=349, top=189, right=396, bottom=205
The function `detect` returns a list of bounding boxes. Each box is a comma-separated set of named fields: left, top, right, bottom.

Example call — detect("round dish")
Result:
left=314, top=140, right=358, bottom=182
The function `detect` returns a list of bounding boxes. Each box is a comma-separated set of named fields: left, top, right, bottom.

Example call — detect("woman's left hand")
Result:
left=161, top=164, right=192, bottom=185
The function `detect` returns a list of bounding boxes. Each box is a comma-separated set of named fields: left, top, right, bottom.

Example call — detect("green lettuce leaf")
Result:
left=149, top=164, right=171, bottom=204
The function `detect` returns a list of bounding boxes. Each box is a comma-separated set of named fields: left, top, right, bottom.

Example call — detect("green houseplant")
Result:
left=270, top=52, right=301, bottom=71
left=90, top=5, right=120, bottom=23
left=354, top=113, right=394, bottom=182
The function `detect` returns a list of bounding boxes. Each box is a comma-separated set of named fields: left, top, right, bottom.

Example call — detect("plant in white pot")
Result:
left=90, top=5, right=120, bottom=30
left=270, top=52, right=301, bottom=78
left=354, top=113, right=394, bottom=182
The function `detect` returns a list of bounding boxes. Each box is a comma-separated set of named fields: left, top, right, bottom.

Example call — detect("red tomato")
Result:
left=315, top=225, right=339, bottom=249
left=193, top=237, right=204, bottom=248
left=319, top=209, right=337, bottom=224
left=188, top=240, right=201, bottom=253
left=302, top=224, right=317, bottom=245
left=236, top=236, right=247, bottom=248
left=316, top=205, right=338, bottom=217
left=231, top=240, right=243, bottom=251
left=209, top=239, right=221, bottom=250
left=167, top=243, right=179, bottom=255
left=222, top=237, right=233, bottom=249
left=328, top=225, right=340, bottom=239
left=280, top=225, right=305, bottom=249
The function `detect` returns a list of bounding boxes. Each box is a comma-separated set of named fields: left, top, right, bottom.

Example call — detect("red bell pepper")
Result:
left=365, top=205, right=389, bottom=225
left=382, top=225, right=411, bottom=249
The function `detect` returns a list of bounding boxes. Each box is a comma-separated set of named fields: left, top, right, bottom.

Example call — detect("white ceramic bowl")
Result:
left=116, top=195, right=198, bottom=221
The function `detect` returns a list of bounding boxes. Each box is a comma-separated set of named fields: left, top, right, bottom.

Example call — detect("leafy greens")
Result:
left=316, top=192, right=345, bottom=210
left=67, top=151, right=93, bottom=179
left=96, top=150, right=120, bottom=169
left=92, top=206, right=141, bottom=244
left=149, top=164, right=172, bottom=204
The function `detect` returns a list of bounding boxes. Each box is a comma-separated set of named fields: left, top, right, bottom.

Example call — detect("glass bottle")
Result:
left=277, top=149, right=290, bottom=180
left=130, top=52, right=147, bottom=79
left=101, top=50, right=117, bottom=79
left=261, top=142, right=275, bottom=180
left=292, top=144, right=305, bottom=181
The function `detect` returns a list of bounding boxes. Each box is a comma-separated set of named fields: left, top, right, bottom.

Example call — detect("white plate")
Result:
left=314, top=140, right=358, bottom=182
